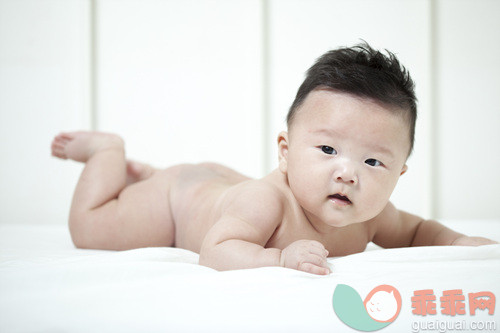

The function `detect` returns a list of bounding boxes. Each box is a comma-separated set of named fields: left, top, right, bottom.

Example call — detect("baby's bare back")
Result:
left=166, top=163, right=251, bottom=253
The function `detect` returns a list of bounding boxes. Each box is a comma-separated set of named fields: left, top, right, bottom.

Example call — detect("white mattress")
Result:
left=1, top=221, right=499, bottom=333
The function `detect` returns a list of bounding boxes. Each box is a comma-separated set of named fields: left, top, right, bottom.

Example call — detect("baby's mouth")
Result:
left=329, top=193, right=352, bottom=205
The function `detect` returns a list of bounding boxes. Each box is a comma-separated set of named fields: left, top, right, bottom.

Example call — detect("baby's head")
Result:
left=278, top=43, right=417, bottom=227
left=287, top=42, right=417, bottom=156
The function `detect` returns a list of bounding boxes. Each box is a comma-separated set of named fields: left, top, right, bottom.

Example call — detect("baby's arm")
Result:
left=199, top=181, right=330, bottom=275
left=411, top=219, right=497, bottom=246
left=371, top=203, right=498, bottom=248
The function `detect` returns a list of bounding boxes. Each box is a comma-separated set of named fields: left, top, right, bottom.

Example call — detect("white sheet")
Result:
left=1, top=221, right=499, bottom=333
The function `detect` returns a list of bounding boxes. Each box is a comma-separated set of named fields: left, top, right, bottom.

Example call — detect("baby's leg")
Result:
left=126, top=160, right=156, bottom=185
left=51, top=131, right=174, bottom=250
left=52, top=133, right=156, bottom=186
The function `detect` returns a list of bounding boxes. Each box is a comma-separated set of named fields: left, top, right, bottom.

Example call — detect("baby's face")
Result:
left=279, top=89, right=410, bottom=228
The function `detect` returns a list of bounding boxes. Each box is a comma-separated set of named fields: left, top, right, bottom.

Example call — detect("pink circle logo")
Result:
left=364, top=285, right=402, bottom=323
left=333, top=284, right=402, bottom=331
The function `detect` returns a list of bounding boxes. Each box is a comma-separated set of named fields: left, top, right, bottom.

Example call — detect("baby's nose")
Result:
left=333, top=162, right=358, bottom=185
left=335, top=173, right=357, bottom=184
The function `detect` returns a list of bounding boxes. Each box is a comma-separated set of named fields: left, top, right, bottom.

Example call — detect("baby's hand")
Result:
left=280, top=240, right=330, bottom=275
left=452, top=236, right=498, bottom=246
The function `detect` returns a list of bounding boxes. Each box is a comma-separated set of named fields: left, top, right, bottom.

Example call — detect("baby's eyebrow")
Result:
left=367, top=144, right=395, bottom=159
left=311, top=128, right=338, bottom=137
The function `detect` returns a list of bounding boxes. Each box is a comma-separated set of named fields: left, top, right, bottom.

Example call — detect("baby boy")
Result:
left=51, top=43, right=496, bottom=275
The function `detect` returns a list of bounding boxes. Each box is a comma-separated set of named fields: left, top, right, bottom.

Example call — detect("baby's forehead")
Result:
left=290, top=89, right=408, bottom=129
left=288, top=90, right=412, bottom=156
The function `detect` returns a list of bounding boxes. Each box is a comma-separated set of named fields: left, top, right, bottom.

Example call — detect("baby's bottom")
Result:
left=51, top=131, right=176, bottom=250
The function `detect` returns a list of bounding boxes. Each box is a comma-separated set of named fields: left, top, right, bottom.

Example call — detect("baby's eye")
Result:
left=365, top=158, right=383, bottom=167
left=320, top=145, right=337, bottom=155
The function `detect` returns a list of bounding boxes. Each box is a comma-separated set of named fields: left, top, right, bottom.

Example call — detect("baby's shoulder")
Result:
left=220, top=179, right=286, bottom=221
left=223, top=179, right=285, bottom=206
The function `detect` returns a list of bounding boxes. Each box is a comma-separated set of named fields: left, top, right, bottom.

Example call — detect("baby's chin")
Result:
left=323, top=219, right=355, bottom=228
left=316, top=204, right=379, bottom=228
left=324, top=215, right=369, bottom=228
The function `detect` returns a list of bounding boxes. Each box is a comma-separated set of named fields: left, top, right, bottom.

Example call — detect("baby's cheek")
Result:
left=288, top=174, right=316, bottom=205
left=360, top=190, right=391, bottom=219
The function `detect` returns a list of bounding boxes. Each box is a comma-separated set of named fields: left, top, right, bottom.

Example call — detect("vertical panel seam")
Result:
left=261, top=0, right=271, bottom=175
left=429, top=0, right=439, bottom=219
left=90, top=0, right=98, bottom=131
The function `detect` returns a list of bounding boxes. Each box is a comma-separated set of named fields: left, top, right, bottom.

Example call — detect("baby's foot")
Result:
left=51, top=131, right=124, bottom=163
left=126, top=160, right=156, bottom=184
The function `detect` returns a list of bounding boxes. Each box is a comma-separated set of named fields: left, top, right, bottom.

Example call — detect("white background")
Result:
left=0, top=0, right=499, bottom=225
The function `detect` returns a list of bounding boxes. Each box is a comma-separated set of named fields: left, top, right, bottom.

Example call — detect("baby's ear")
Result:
left=277, top=131, right=289, bottom=174
left=400, top=164, right=408, bottom=176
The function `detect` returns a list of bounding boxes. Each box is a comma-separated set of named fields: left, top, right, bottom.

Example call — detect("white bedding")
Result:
left=1, top=221, right=499, bottom=333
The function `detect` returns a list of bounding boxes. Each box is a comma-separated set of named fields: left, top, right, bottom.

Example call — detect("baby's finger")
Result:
left=299, top=262, right=330, bottom=275
left=308, top=240, right=327, bottom=251
left=308, top=243, right=329, bottom=258
left=302, top=253, right=330, bottom=272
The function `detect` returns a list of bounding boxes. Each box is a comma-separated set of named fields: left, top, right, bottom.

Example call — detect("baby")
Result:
left=52, top=43, right=496, bottom=275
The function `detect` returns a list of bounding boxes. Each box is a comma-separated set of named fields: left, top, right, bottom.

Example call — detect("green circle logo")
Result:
left=332, top=284, right=402, bottom=331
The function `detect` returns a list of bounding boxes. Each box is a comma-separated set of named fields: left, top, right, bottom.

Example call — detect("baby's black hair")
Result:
left=287, top=42, right=417, bottom=155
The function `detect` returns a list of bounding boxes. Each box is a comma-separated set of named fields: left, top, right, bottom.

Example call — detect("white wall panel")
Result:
left=268, top=0, right=432, bottom=217
left=0, top=0, right=90, bottom=224
left=96, top=0, right=264, bottom=178
left=435, top=0, right=500, bottom=219
left=1, top=0, right=498, bottom=225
